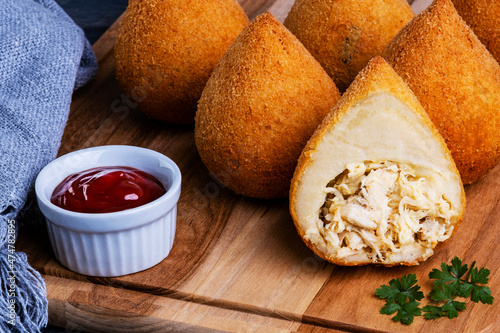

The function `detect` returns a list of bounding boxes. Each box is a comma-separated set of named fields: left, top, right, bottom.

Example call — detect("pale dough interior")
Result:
left=294, top=93, right=463, bottom=265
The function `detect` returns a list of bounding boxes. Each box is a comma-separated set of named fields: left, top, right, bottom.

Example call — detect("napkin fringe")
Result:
left=0, top=250, right=48, bottom=333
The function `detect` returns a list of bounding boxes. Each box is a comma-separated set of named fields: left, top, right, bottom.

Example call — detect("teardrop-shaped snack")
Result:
left=382, top=0, right=500, bottom=184
left=195, top=12, right=341, bottom=199
left=283, top=0, right=414, bottom=92
left=290, top=57, right=465, bottom=266
left=114, top=0, right=249, bottom=124
left=451, top=0, right=500, bottom=63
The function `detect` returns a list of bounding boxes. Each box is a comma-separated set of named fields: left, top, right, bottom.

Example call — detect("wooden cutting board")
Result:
left=17, top=0, right=500, bottom=331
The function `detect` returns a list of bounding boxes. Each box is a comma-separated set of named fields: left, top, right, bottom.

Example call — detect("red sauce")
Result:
left=51, top=166, right=166, bottom=213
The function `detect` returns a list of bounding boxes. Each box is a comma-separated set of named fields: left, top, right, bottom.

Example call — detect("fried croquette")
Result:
left=114, top=0, right=249, bottom=124
left=195, top=12, right=341, bottom=199
left=283, top=0, right=414, bottom=92
left=289, top=57, right=465, bottom=266
left=382, top=0, right=500, bottom=184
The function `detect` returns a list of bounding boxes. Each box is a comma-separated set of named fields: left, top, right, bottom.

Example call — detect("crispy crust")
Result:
left=195, top=12, right=341, bottom=199
left=451, top=0, right=500, bottom=63
left=284, top=0, right=414, bottom=92
left=290, top=56, right=466, bottom=266
left=382, top=0, right=500, bottom=184
left=114, top=0, right=248, bottom=124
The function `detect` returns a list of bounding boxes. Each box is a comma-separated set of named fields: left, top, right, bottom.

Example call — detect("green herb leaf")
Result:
left=380, top=301, right=401, bottom=315
left=375, top=274, right=424, bottom=303
left=422, top=305, right=444, bottom=319
left=471, top=284, right=494, bottom=304
left=428, top=283, right=453, bottom=302
left=375, top=284, right=401, bottom=303
left=441, top=299, right=467, bottom=319
left=470, top=266, right=490, bottom=284
left=429, top=257, right=466, bottom=294
left=376, top=274, right=423, bottom=325
left=468, top=266, right=494, bottom=304
left=386, top=301, right=422, bottom=325
left=450, top=257, right=469, bottom=280
left=428, top=264, right=454, bottom=286
left=458, top=280, right=473, bottom=298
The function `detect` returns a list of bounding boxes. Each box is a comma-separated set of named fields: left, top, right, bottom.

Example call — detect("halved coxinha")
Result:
left=290, top=57, right=466, bottom=266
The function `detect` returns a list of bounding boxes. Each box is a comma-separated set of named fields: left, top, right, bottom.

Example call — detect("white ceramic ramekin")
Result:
left=35, top=145, right=181, bottom=277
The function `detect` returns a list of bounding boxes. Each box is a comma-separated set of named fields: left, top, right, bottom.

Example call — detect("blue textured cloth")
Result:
left=0, top=0, right=98, bottom=331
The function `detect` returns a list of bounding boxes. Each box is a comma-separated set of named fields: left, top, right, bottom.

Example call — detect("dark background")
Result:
left=57, top=0, right=127, bottom=44
left=43, top=2, right=127, bottom=332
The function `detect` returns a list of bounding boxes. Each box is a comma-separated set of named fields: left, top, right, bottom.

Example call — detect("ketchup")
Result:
left=51, top=166, right=166, bottom=213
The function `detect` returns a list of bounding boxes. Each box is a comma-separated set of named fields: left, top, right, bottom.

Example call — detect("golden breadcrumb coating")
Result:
left=451, top=0, right=500, bottom=63
left=114, top=0, right=248, bottom=124
left=284, top=0, right=414, bottom=92
left=382, top=0, right=500, bottom=184
left=290, top=57, right=465, bottom=266
left=195, top=12, right=341, bottom=199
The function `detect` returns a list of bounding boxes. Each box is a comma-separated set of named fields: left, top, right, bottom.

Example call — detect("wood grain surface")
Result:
left=17, top=0, right=500, bottom=332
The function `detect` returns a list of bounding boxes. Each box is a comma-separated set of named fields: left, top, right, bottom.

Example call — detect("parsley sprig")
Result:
left=423, top=257, right=494, bottom=319
left=375, top=257, right=494, bottom=325
left=375, top=274, right=424, bottom=324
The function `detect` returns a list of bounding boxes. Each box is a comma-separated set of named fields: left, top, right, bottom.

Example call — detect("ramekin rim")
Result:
left=35, top=145, right=181, bottom=231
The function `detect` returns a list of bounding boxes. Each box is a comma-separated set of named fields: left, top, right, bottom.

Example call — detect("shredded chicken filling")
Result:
left=319, top=161, right=454, bottom=262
